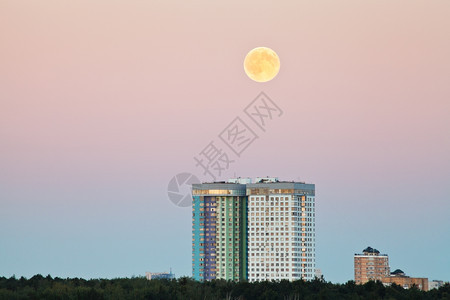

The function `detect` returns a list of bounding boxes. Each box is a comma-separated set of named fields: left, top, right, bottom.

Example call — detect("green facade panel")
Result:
left=192, top=184, right=247, bottom=282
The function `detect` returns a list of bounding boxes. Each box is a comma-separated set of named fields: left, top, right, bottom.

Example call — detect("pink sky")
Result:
left=1, top=0, right=449, bottom=282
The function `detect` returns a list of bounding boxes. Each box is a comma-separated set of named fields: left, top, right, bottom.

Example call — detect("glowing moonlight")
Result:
left=244, top=47, right=280, bottom=82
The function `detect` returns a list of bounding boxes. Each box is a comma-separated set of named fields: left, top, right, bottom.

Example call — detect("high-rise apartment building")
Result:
left=192, top=182, right=248, bottom=281
left=354, top=246, right=390, bottom=284
left=247, top=179, right=316, bottom=281
left=192, top=177, right=316, bottom=282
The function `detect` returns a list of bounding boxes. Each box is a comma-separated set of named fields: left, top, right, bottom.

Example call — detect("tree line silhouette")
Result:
left=0, top=275, right=449, bottom=300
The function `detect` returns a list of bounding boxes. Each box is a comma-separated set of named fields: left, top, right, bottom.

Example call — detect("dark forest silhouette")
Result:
left=0, top=275, right=449, bottom=300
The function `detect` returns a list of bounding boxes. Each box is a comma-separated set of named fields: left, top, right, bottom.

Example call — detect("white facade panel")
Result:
left=247, top=193, right=315, bottom=282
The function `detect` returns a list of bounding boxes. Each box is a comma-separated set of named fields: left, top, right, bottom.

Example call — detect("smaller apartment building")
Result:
left=354, top=246, right=390, bottom=284
left=381, top=269, right=428, bottom=291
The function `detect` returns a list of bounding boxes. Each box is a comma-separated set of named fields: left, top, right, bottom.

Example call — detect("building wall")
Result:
left=428, top=280, right=445, bottom=290
left=354, top=255, right=390, bottom=284
left=145, top=272, right=175, bottom=280
left=240, top=197, right=248, bottom=280
left=214, top=195, right=246, bottom=281
left=246, top=183, right=316, bottom=282
left=204, top=196, right=216, bottom=280
left=192, top=195, right=203, bottom=281
left=192, top=184, right=247, bottom=281
left=381, top=276, right=429, bottom=291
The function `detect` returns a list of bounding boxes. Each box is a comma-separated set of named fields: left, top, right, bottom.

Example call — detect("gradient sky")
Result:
left=1, top=0, right=449, bottom=283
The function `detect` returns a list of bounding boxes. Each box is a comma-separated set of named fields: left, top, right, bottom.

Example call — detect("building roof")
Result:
left=192, top=182, right=247, bottom=190
left=363, top=246, right=380, bottom=254
left=391, top=269, right=405, bottom=276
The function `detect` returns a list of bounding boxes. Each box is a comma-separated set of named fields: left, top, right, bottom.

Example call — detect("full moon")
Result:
left=244, top=47, right=280, bottom=82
